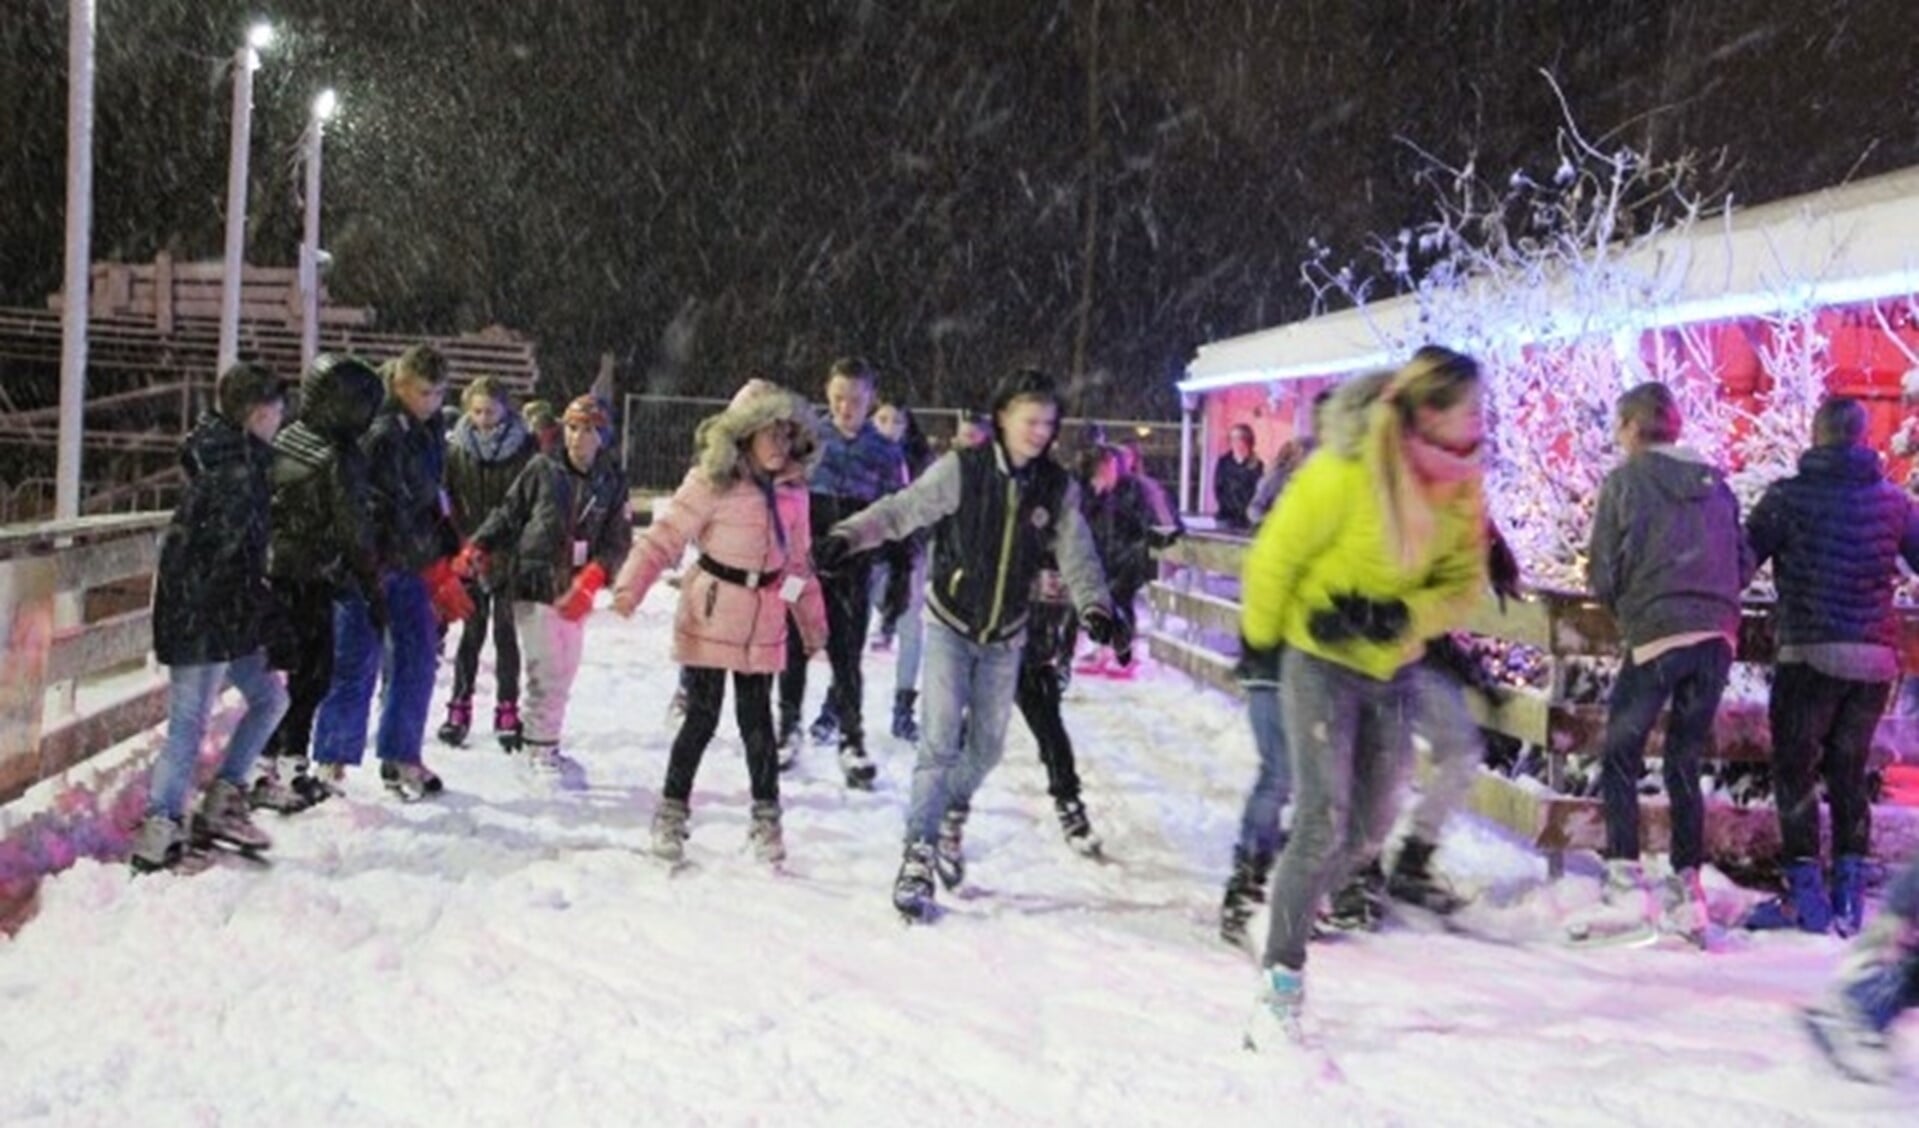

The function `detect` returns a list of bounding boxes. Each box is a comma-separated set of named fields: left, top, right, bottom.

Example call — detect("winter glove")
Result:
left=812, top=533, right=853, bottom=577
left=557, top=562, right=608, bottom=622
left=1308, top=593, right=1409, bottom=646
left=421, top=558, right=476, bottom=624
left=1147, top=526, right=1184, bottom=550
left=1361, top=598, right=1410, bottom=644
left=1081, top=604, right=1120, bottom=647
left=1233, top=636, right=1282, bottom=687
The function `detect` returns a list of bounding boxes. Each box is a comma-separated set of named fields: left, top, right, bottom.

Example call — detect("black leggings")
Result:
left=264, top=577, right=335, bottom=761
left=664, top=667, right=779, bottom=804
left=450, top=588, right=521, bottom=703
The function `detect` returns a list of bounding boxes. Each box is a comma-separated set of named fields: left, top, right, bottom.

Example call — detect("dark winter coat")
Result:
left=471, top=448, right=633, bottom=605
left=1746, top=444, right=1919, bottom=650
left=1214, top=452, right=1262, bottom=530
left=363, top=400, right=459, bottom=572
left=807, top=421, right=907, bottom=531
left=1587, top=445, right=1755, bottom=650
left=833, top=442, right=1111, bottom=644
left=265, top=362, right=383, bottom=602
left=446, top=412, right=535, bottom=586
left=1082, top=475, right=1159, bottom=591
left=152, top=413, right=276, bottom=666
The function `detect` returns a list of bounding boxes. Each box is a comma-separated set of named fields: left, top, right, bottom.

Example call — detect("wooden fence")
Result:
left=1145, top=533, right=1919, bottom=873
left=0, top=513, right=169, bottom=807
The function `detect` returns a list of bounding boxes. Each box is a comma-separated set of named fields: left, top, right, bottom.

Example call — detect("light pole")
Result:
left=216, top=20, right=274, bottom=378
left=55, top=0, right=96, bottom=524
left=299, top=88, right=338, bottom=372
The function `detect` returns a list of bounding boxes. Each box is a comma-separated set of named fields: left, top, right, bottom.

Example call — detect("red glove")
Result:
left=452, top=541, right=488, bottom=580
left=422, top=558, right=476, bottom=624
left=557, top=562, right=607, bottom=622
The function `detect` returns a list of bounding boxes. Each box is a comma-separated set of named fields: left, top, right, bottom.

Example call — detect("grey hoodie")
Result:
left=1587, top=444, right=1754, bottom=651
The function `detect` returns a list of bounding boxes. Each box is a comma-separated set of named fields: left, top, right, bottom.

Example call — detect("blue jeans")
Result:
left=148, top=650, right=288, bottom=819
left=904, top=618, right=1023, bottom=844
left=893, top=553, right=928, bottom=693
left=1234, top=682, right=1290, bottom=861
left=1262, top=650, right=1415, bottom=972
left=1599, top=638, right=1731, bottom=873
left=312, top=571, right=439, bottom=766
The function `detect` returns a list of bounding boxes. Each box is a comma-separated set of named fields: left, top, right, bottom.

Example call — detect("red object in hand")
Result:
left=557, top=562, right=607, bottom=622
left=422, top=558, right=476, bottom=624
left=452, top=541, right=488, bottom=580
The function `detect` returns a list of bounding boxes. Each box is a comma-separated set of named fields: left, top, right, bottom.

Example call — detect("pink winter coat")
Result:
left=613, top=388, right=829, bottom=674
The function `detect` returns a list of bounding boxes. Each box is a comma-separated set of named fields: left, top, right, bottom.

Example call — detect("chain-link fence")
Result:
left=620, top=393, right=1182, bottom=500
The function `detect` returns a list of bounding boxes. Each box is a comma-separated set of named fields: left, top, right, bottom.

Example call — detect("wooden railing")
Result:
left=0, top=513, right=169, bottom=806
left=1146, top=532, right=1919, bottom=871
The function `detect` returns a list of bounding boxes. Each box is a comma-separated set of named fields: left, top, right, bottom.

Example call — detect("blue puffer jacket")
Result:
left=1747, top=443, right=1919, bottom=649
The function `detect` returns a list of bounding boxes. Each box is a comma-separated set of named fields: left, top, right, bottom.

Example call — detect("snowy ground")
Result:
left=1, top=588, right=1914, bottom=1126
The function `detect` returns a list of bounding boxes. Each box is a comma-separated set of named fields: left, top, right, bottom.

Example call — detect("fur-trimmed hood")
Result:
left=1320, top=369, right=1395, bottom=458
left=693, top=381, right=822, bottom=487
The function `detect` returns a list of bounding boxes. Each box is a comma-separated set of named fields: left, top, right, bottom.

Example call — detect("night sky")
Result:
left=1, top=0, right=1914, bottom=417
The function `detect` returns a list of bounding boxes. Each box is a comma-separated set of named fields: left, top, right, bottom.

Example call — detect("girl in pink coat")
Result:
left=613, top=380, right=829, bottom=865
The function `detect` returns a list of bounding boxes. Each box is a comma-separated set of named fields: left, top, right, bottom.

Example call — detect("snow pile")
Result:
left=0, top=594, right=1912, bottom=1123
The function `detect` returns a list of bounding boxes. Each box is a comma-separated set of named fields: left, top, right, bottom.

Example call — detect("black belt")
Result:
left=698, top=555, right=782, bottom=590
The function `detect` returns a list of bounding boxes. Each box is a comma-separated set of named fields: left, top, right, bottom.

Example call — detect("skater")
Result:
left=310, top=344, right=472, bottom=801
left=776, top=357, right=906, bottom=787
left=132, top=361, right=290, bottom=871
left=465, top=394, right=631, bottom=777
left=1575, top=380, right=1756, bottom=945
left=612, top=380, right=827, bottom=864
left=1741, top=396, right=1919, bottom=936
left=1075, top=443, right=1161, bottom=676
left=1240, top=346, right=1488, bottom=1045
left=252, top=353, right=386, bottom=812
left=813, top=367, right=1120, bottom=920
left=1572, top=380, right=1754, bottom=947
left=441, top=376, right=535, bottom=751
left=1802, top=853, right=1919, bottom=1083
left=1014, top=559, right=1105, bottom=856
left=868, top=399, right=934, bottom=742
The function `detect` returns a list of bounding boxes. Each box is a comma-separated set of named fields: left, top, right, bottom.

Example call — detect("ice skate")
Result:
left=838, top=739, right=877, bottom=790
left=651, top=798, right=691, bottom=865
left=493, top=700, right=523, bottom=752
left=381, top=760, right=444, bottom=803
left=437, top=698, right=472, bottom=747
left=748, top=800, right=786, bottom=865
left=1566, top=859, right=1657, bottom=946
left=1054, top=796, right=1102, bottom=857
left=892, top=841, right=939, bottom=922
left=195, top=779, right=272, bottom=854
left=934, top=806, right=968, bottom=889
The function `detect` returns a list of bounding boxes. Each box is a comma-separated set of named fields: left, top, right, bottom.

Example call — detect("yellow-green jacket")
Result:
left=1240, top=434, right=1486, bottom=681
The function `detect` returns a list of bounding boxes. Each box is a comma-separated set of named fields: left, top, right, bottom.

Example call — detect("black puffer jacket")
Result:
left=266, top=355, right=383, bottom=600
left=152, top=413, right=276, bottom=666
left=363, top=400, right=459, bottom=572
left=471, top=448, right=633, bottom=604
left=446, top=412, right=535, bottom=585
left=1747, top=443, right=1919, bottom=649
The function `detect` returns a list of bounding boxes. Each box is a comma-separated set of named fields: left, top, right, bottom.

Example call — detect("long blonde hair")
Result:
left=1368, top=346, right=1486, bottom=570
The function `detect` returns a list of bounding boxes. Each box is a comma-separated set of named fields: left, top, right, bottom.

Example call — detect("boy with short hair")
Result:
left=1576, top=380, right=1754, bottom=946
left=133, top=362, right=290, bottom=870
left=780, top=357, right=906, bottom=788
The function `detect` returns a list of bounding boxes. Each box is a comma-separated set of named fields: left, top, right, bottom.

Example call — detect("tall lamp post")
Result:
left=215, top=20, right=274, bottom=378
left=55, top=0, right=96, bottom=524
left=299, top=88, right=338, bottom=372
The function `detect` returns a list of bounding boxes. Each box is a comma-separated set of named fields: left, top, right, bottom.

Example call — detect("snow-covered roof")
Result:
left=1182, top=163, right=1919, bottom=393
